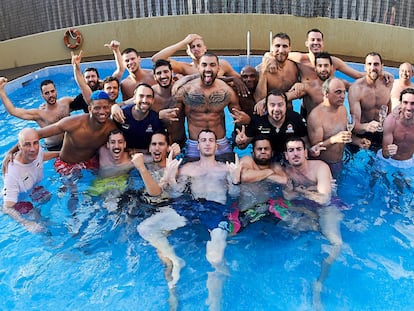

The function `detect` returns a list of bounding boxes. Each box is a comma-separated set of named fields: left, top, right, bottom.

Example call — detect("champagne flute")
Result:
left=377, top=105, right=388, bottom=132
left=346, top=114, right=355, bottom=143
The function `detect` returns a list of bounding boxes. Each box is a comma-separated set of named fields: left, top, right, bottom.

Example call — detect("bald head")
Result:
left=18, top=128, right=39, bottom=146
left=240, top=65, right=258, bottom=91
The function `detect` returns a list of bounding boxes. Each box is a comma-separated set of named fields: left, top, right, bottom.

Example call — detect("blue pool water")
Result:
left=0, top=56, right=413, bottom=311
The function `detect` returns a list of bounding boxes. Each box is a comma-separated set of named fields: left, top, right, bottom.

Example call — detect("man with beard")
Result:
left=117, top=83, right=165, bottom=154
left=288, top=52, right=346, bottom=119
left=235, top=89, right=308, bottom=161
left=288, top=28, right=363, bottom=83
left=151, top=59, right=186, bottom=148
left=349, top=52, right=393, bottom=151
left=390, top=62, right=414, bottom=110
left=120, top=48, right=156, bottom=100
left=0, top=78, right=73, bottom=151
left=379, top=88, right=414, bottom=168
left=254, top=33, right=300, bottom=111
left=282, top=136, right=344, bottom=309
left=151, top=33, right=247, bottom=96
left=174, top=52, right=250, bottom=161
left=307, top=78, right=351, bottom=178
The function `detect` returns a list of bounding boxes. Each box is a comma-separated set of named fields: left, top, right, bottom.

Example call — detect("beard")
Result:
left=253, top=155, right=272, bottom=166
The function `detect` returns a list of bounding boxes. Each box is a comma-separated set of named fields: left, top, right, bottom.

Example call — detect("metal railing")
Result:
left=0, top=0, right=411, bottom=41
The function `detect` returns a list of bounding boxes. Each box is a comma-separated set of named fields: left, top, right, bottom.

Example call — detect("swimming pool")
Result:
left=0, top=56, right=413, bottom=311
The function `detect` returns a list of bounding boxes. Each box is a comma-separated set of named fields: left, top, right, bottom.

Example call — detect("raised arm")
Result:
left=104, top=40, right=125, bottom=80
left=333, top=56, right=364, bottom=80
left=152, top=34, right=202, bottom=62
left=131, top=153, right=162, bottom=196
left=71, top=51, right=92, bottom=104
left=0, top=77, right=41, bottom=121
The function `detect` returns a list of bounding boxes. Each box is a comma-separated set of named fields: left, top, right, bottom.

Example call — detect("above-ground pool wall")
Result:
left=1, top=14, right=413, bottom=77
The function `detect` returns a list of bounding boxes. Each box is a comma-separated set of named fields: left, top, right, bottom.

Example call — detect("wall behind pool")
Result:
left=1, top=14, right=413, bottom=77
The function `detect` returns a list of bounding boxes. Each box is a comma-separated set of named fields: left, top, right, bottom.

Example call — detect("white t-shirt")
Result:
left=3, top=149, right=44, bottom=203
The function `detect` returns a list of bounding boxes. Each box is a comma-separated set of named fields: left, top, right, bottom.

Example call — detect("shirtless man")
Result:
left=283, top=136, right=344, bottom=309
left=307, top=78, right=351, bottom=178
left=121, top=47, right=156, bottom=100
left=2, top=128, right=58, bottom=233
left=349, top=52, right=393, bottom=150
left=161, top=129, right=241, bottom=310
left=379, top=88, right=414, bottom=167
left=151, top=59, right=186, bottom=147
left=174, top=52, right=250, bottom=161
left=238, top=65, right=259, bottom=118
left=288, top=52, right=335, bottom=119
left=390, top=62, right=414, bottom=110
left=0, top=77, right=73, bottom=151
left=35, top=90, right=117, bottom=173
left=289, top=28, right=363, bottom=83
left=152, top=33, right=247, bottom=96
left=254, top=33, right=300, bottom=110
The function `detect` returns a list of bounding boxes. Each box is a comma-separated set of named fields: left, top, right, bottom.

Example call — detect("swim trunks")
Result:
left=88, top=174, right=129, bottom=197
left=376, top=149, right=414, bottom=169
left=324, top=160, right=343, bottom=179
left=228, top=197, right=291, bottom=233
left=54, top=156, right=99, bottom=176
left=14, top=201, right=34, bottom=214
left=171, top=197, right=232, bottom=231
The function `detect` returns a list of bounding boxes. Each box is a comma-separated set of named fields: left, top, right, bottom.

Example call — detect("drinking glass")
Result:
left=377, top=105, right=388, bottom=132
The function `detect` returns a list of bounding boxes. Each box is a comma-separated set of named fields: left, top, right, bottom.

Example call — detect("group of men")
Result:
left=1, top=28, right=413, bottom=310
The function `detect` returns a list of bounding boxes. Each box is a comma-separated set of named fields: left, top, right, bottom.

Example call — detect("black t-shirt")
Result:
left=70, top=93, right=89, bottom=113
left=246, top=110, right=308, bottom=154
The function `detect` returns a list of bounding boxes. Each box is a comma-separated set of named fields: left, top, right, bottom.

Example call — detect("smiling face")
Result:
left=305, top=31, right=324, bottom=54
left=399, top=63, right=413, bottom=82
left=89, top=98, right=111, bottom=124
left=199, top=54, right=219, bottom=86
left=123, top=51, right=140, bottom=73
left=154, top=65, right=173, bottom=89
left=133, top=84, right=154, bottom=113
left=271, top=37, right=290, bottom=63
left=267, top=94, right=286, bottom=123
left=107, top=131, right=127, bottom=161
left=84, top=69, right=99, bottom=91
left=315, top=57, right=332, bottom=81
left=103, top=80, right=119, bottom=102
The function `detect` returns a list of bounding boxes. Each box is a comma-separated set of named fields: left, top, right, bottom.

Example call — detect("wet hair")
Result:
left=400, top=87, right=414, bottom=101
left=200, top=51, right=219, bottom=63
left=265, top=89, right=287, bottom=106
left=84, top=67, right=100, bottom=79
left=252, top=134, right=272, bottom=150
left=273, top=32, right=291, bottom=45
left=365, top=51, right=383, bottom=64
left=40, top=79, right=54, bottom=91
left=314, top=52, right=332, bottom=66
left=102, top=76, right=120, bottom=87
left=121, top=47, right=139, bottom=56
left=198, top=129, right=217, bottom=140
left=134, top=83, right=155, bottom=97
left=153, top=59, right=172, bottom=73
left=285, top=136, right=306, bottom=150
left=151, top=129, right=170, bottom=145
left=307, top=28, right=323, bottom=38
